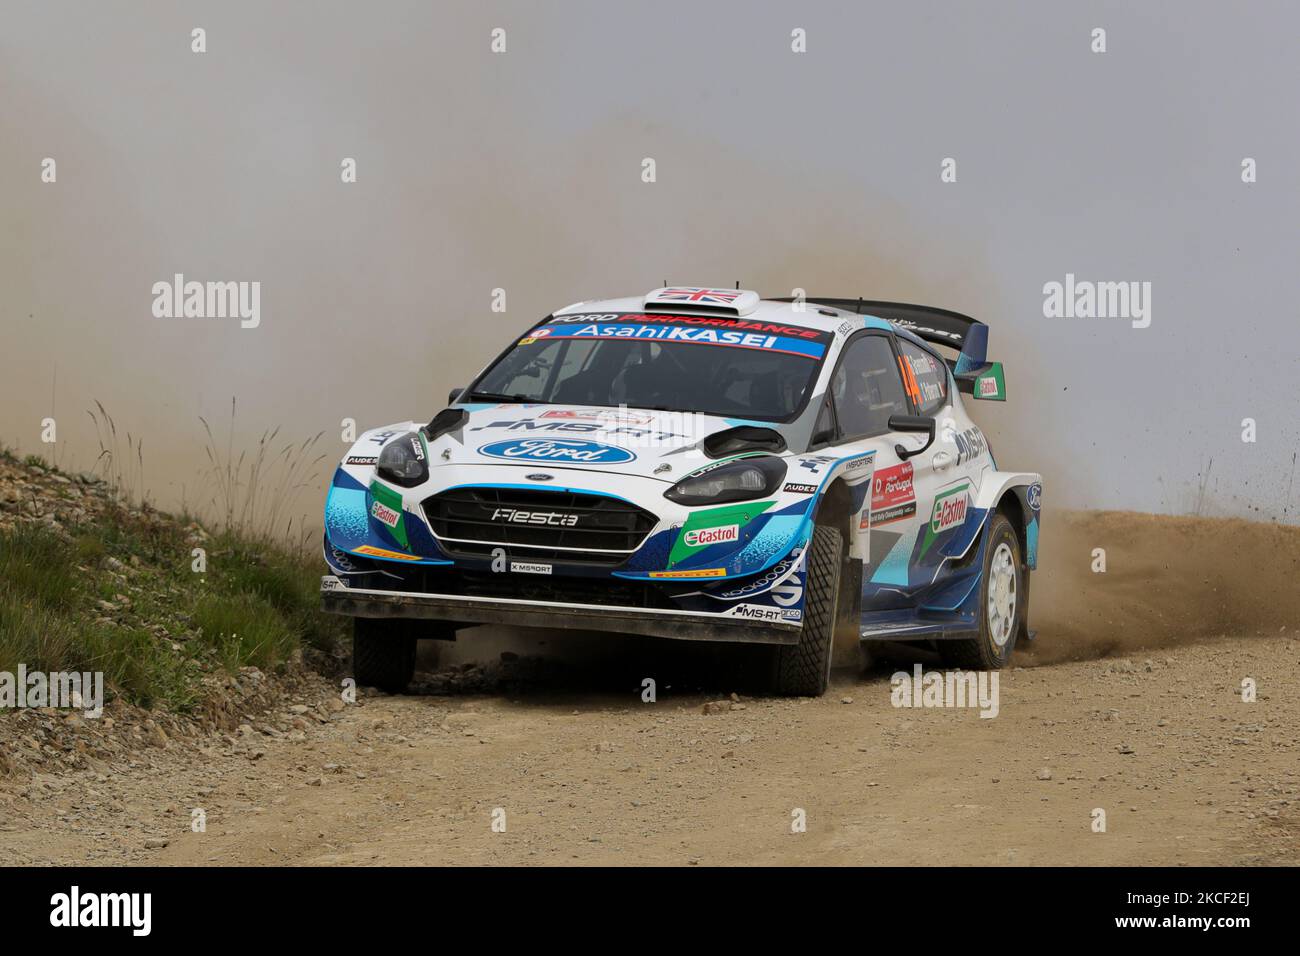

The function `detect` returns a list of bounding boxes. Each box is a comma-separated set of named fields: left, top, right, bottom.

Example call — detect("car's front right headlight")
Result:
left=664, top=456, right=787, bottom=506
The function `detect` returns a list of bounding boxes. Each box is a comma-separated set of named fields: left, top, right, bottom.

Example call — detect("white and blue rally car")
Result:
left=320, top=288, right=1042, bottom=696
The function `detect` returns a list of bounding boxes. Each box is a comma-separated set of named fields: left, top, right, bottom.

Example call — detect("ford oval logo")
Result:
left=478, top=439, right=636, bottom=465
left=525, top=473, right=554, bottom=481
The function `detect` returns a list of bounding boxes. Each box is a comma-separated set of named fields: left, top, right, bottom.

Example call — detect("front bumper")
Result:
left=319, top=576, right=801, bottom=645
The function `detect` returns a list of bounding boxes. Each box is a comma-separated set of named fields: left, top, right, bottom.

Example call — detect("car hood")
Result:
left=437, top=402, right=778, bottom=482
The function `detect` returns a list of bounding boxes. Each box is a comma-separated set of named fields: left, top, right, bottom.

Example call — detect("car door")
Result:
left=813, top=331, right=925, bottom=608
left=895, top=337, right=977, bottom=592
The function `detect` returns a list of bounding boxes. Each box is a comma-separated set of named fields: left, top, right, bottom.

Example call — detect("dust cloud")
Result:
left=0, top=84, right=1007, bottom=538
left=3, top=4, right=1297, bottom=679
left=5, top=3, right=1297, bottom=535
left=1023, top=510, right=1300, bottom=664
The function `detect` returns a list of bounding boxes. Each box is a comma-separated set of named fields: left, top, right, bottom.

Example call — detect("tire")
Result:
left=771, top=524, right=843, bottom=697
left=352, top=616, right=417, bottom=692
left=940, top=512, right=1022, bottom=670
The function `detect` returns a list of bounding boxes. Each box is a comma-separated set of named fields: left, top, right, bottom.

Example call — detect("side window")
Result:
left=897, top=340, right=949, bottom=416
left=830, top=335, right=910, bottom=440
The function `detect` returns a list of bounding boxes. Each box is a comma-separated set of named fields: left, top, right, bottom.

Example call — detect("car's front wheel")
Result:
left=940, top=511, right=1022, bottom=669
left=771, top=524, right=843, bottom=697
left=352, top=617, right=417, bottom=692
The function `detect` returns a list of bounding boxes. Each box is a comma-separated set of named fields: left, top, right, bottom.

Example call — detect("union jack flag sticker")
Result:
left=653, top=287, right=743, bottom=305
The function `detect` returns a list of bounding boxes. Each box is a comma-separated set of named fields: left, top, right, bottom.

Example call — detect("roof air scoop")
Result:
left=643, top=287, right=760, bottom=317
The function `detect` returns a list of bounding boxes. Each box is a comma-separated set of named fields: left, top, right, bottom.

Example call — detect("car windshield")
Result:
left=467, top=313, right=832, bottom=422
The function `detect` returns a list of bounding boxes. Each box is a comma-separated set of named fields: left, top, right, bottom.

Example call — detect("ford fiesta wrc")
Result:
left=320, top=287, right=1043, bottom=696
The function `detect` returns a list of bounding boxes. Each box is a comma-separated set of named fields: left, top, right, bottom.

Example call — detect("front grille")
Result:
left=422, top=487, right=659, bottom=567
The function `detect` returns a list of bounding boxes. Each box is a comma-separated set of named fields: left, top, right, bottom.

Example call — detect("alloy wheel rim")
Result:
left=987, top=541, right=1017, bottom=648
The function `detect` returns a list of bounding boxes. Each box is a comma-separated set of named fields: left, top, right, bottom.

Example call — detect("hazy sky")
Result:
left=3, top=0, right=1297, bottom=531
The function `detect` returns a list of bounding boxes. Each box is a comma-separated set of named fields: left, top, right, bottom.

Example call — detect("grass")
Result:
left=0, top=460, right=346, bottom=711
left=0, top=522, right=196, bottom=708
left=0, top=522, right=80, bottom=610
left=87, top=401, right=148, bottom=508
left=199, top=397, right=326, bottom=548
left=207, top=532, right=339, bottom=653
left=191, top=591, right=297, bottom=672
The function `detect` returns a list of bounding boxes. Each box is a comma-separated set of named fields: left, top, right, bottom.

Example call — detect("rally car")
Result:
left=320, top=287, right=1042, bottom=696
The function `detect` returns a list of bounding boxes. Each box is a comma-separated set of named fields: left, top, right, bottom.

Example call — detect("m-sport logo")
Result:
left=491, top=508, right=580, bottom=526
left=478, top=439, right=636, bottom=464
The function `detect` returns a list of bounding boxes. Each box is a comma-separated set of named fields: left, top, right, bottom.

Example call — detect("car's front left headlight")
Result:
left=664, top=456, right=787, bottom=506
left=376, top=432, right=429, bottom=488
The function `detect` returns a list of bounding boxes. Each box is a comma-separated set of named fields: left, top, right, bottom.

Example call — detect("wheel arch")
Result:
left=996, top=487, right=1027, bottom=564
left=981, top=475, right=1041, bottom=648
left=811, top=477, right=856, bottom=534
left=808, top=478, right=863, bottom=642
left=973, top=470, right=1042, bottom=572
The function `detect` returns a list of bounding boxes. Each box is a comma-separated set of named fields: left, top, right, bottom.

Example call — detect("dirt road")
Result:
left=3, top=509, right=1297, bottom=866
left=2, top=628, right=1296, bottom=866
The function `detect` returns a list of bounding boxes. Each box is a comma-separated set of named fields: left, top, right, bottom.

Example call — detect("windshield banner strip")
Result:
left=525, top=322, right=827, bottom=359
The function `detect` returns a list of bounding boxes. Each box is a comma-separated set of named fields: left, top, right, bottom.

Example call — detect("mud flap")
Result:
left=836, top=555, right=863, bottom=644
left=1017, top=568, right=1034, bottom=642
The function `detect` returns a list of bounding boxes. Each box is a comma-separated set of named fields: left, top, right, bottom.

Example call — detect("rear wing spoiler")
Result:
left=771, top=297, right=1006, bottom=401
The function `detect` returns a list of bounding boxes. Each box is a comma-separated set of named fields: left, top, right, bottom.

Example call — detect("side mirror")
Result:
left=423, top=407, right=469, bottom=442
left=447, top=387, right=464, bottom=404
left=888, top=414, right=936, bottom=461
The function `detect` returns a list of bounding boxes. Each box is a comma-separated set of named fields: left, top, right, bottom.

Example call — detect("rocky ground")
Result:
left=0, top=456, right=151, bottom=545
left=1, top=629, right=1296, bottom=866
left=1, top=452, right=1297, bottom=866
left=0, top=451, right=345, bottom=800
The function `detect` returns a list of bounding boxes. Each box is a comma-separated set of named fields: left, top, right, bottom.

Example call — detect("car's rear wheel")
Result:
left=352, top=617, right=417, bottom=692
left=771, top=524, right=843, bottom=697
left=940, top=512, right=1022, bottom=670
